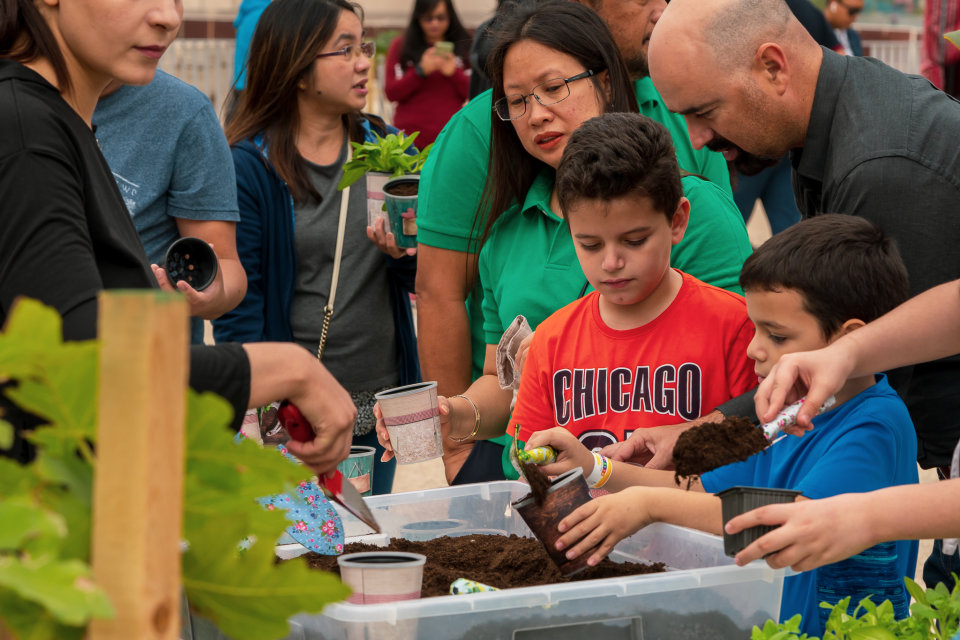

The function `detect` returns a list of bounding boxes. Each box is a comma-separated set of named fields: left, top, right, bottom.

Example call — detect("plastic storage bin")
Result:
left=282, top=481, right=785, bottom=640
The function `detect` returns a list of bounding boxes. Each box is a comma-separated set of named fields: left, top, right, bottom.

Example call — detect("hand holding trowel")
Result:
left=278, top=400, right=381, bottom=533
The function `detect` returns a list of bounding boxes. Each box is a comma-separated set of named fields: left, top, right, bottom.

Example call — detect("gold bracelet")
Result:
left=448, top=394, right=481, bottom=442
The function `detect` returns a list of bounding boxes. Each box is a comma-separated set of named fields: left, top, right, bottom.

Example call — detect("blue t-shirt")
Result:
left=93, top=70, right=240, bottom=343
left=233, top=0, right=271, bottom=90
left=701, top=376, right=919, bottom=636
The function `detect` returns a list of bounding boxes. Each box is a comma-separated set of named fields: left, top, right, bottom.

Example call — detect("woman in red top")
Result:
left=384, top=0, right=471, bottom=146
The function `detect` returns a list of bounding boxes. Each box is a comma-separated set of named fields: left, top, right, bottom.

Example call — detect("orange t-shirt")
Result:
left=513, top=272, right=756, bottom=451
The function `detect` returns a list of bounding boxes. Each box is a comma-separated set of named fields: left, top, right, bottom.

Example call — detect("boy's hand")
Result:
left=525, top=427, right=593, bottom=477
left=601, top=415, right=719, bottom=469
left=555, top=487, right=652, bottom=567
left=727, top=493, right=874, bottom=571
left=515, top=332, right=535, bottom=378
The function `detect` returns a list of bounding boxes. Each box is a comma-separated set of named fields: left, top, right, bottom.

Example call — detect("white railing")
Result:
left=860, top=23, right=922, bottom=75
left=159, top=38, right=236, bottom=118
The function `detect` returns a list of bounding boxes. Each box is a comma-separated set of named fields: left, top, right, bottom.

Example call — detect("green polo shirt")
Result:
left=478, top=169, right=750, bottom=479
left=417, top=86, right=735, bottom=383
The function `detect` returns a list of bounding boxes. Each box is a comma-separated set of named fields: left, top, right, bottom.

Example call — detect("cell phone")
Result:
left=435, top=41, right=454, bottom=56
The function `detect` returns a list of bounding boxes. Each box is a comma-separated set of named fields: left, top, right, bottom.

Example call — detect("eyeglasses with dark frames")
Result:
left=493, top=70, right=596, bottom=121
left=835, top=0, right=862, bottom=16
left=316, top=41, right=376, bottom=61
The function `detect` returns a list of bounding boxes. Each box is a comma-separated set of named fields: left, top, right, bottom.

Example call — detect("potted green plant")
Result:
left=751, top=575, right=960, bottom=640
left=337, top=131, right=432, bottom=244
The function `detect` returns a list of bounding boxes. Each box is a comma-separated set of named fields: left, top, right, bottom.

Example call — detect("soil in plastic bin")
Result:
left=523, top=462, right=551, bottom=506
left=673, top=416, right=770, bottom=486
left=384, top=182, right=419, bottom=197
left=302, top=534, right=665, bottom=597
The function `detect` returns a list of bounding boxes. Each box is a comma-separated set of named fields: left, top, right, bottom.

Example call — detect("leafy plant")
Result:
left=751, top=576, right=960, bottom=640
left=0, top=298, right=349, bottom=640
left=337, top=131, right=433, bottom=190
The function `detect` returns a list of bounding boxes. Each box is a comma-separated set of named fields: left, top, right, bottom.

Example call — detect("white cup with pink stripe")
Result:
left=337, top=551, right=426, bottom=604
left=376, top=381, right=443, bottom=464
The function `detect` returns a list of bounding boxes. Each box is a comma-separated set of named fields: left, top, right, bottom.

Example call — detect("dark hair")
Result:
left=740, top=214, right=910, bottom=337
left=225, top=0, right=384, bottom=202
left=400, top=0, right=471, bottom=67
left=473, top=0, right=638, bottom=251
left=1, top=0, right=72, bottom=92
left=556, top=112, right=682, bottom=220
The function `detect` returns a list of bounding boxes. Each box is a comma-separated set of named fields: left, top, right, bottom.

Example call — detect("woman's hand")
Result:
left=367, top=216, right=416, bottom=258
left=376, top=395, right=452, bottom=462
left=525, top=427, right=594, bottom=478
left=418, top=47, right=442, bottom=75
left=555, top=487, right=653, bottom=567
left=152, top=256, right=227, bottom=320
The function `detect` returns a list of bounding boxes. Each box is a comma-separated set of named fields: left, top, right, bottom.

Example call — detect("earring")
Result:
left=298, top=82, right=307, bottom=90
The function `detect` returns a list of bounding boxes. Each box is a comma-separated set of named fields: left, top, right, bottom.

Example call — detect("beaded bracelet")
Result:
left=448, top=394, right=481, bottom=443
left=585, top=451, right=614, bottom=489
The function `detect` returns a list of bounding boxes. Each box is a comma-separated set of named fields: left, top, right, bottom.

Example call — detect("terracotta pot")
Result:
left=513, top=468, right=596, bottom=576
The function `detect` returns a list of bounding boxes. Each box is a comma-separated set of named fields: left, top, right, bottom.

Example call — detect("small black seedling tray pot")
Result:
left=716, top=486, right=803, bottom=557
left=164, top=237, right=218, bottom=291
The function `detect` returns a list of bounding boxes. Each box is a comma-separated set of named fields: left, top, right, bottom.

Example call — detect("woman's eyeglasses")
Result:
left=493, top=70, right=596, bottom=121
left=316, top=41, right=376, bottom=61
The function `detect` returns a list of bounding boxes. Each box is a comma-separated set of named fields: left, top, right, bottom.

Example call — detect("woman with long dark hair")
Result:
left=215, top=0, right=420, bottom=495
left=384, top=0, right=471, bottom=146
left=0, top=0, right=356, bottom=472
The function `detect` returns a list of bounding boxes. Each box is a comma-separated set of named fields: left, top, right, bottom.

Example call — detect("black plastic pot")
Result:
left=716, top=486, right=803, bottom=557
left=164, top=236, right=218, bottom=291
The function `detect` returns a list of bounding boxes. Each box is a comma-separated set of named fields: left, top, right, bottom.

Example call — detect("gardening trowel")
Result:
left=277, top=400, right=381, bottom=533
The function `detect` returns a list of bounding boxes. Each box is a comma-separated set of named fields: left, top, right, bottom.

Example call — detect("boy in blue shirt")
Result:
left=531, top=213, right=918, bottom=636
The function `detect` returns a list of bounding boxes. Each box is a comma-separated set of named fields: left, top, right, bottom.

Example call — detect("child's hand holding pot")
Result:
left=525, top=427, right=593, bottom=477
left=555, top=486, right=657, bottom=567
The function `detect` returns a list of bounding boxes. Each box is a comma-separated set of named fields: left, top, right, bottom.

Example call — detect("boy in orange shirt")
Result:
left=511, top=112, right=755, bottom=454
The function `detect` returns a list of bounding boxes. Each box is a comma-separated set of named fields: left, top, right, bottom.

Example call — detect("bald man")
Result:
left=650, top=0, right=960, bottom=601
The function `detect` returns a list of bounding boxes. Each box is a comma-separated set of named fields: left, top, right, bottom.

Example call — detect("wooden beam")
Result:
left=89, top=291, right=188, bottom=640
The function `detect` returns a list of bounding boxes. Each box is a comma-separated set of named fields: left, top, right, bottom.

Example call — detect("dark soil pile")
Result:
left=384, top=181, right=418, bottom=196
left=522, top=462, right=551, bottom=505
left=673, top=416, right=769, bottom=484
left=303, top=534, right=665, bottom=597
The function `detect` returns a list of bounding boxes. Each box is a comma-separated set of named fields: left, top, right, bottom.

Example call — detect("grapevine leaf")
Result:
left=0, top=557, right=113, bottom=625
left=183, top=516, right=349, bottom=640
left=0, top=589, right=87, bottom=640
left=0, top=499, right=65, bottom=552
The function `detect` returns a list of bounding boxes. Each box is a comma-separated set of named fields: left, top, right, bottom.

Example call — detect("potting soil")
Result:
left=673, top=416, right=770, bottom=485
left=522, top=462, right=551, bottom=506
left=384, top=182, right=418, bottom=196
left=302, top=534, right=664, bottom=597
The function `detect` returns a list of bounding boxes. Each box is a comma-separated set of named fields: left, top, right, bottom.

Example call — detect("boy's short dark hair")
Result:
left=740, top=214, right=910, bottom=338
left=556, top=112, right=683, bottom=219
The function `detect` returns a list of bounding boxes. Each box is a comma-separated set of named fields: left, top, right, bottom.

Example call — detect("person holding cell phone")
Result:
left=384, top=0, right=471, bottom=146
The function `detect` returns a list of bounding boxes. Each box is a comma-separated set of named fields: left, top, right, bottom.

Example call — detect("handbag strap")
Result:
left=317, top=144, right=352, bottom=361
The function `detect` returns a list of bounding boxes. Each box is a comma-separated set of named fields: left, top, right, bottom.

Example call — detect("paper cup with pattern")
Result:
left=336, top=446, right=376, bottom=497
left=337, top=552, right=426, bottom=604
left=375, top=381, right=443, bottom=464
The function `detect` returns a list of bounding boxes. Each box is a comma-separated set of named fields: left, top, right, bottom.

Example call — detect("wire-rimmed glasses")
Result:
left=493, top=70, right=596, bottom=121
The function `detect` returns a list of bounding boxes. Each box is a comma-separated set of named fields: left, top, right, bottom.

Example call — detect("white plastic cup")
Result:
left=375, top=382, right=443, bottom=464
left=337, top=551, right=426, bottom=604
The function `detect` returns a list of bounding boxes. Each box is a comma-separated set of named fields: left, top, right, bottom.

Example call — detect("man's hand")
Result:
left=601, top=413, right=721, bottom=469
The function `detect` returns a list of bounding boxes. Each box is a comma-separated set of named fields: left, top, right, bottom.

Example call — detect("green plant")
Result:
left=751, top=576, right=960, bottom=640
left=0, top=298, right=349, bottom=640
left=337, top=131, right=433, bottom=190
left=946, top=30, right=960, bottom=50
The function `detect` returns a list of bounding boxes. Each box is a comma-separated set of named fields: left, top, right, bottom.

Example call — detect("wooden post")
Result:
left=88, top=291, right=188, bottom=640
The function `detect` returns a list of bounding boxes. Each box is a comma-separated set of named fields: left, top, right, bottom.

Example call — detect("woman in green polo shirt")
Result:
left=376, top=0, right=750, bottom=481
